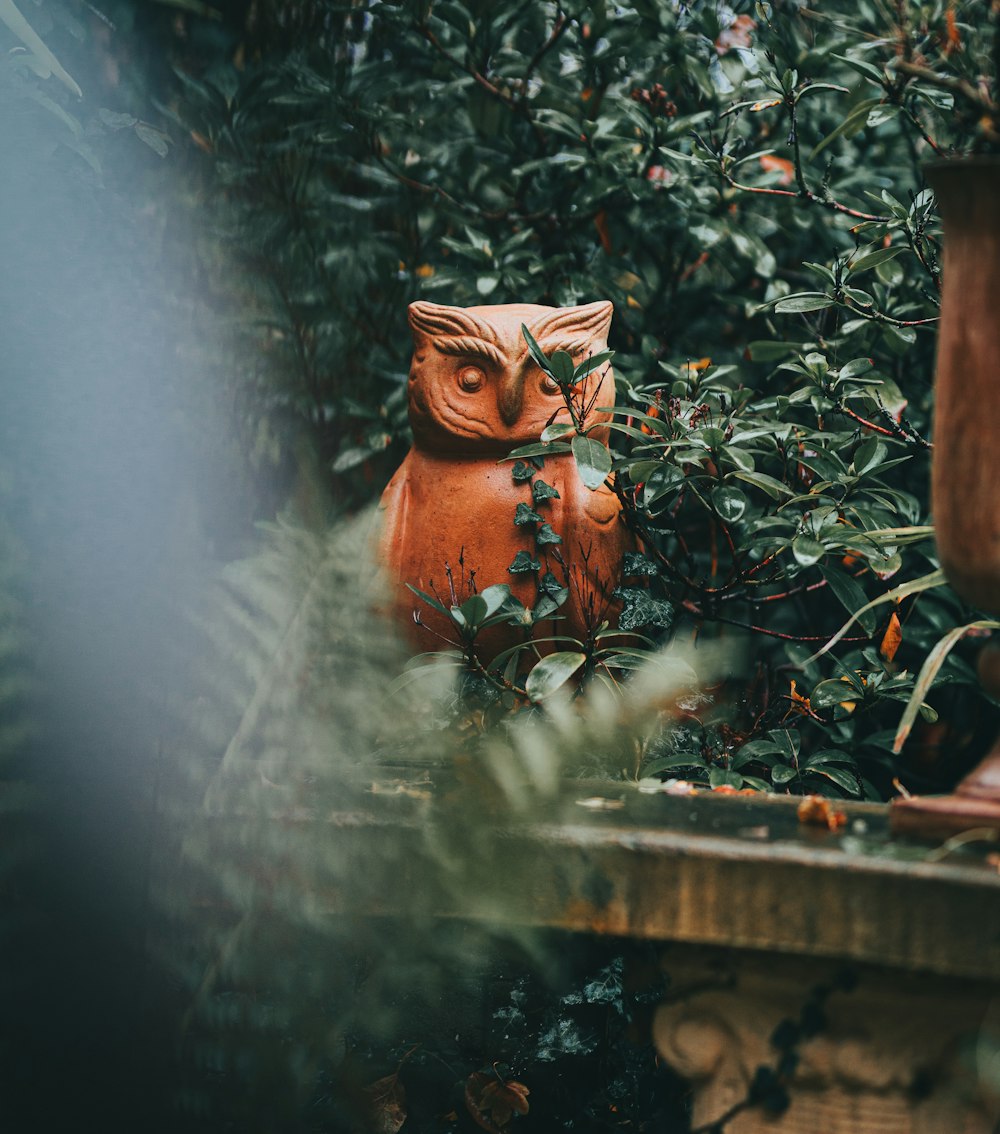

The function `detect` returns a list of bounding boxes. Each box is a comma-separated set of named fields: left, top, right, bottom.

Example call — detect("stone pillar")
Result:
left=651, top=948, right=1000, bottom=1134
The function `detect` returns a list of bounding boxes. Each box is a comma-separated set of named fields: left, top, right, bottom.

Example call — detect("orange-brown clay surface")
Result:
left=377, top=300, right=632, bottom=656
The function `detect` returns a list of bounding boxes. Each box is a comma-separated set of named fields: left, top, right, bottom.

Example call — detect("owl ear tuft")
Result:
left=408, top=301, right=498, bottom=344
left=528, top=300, right=613, bottom=342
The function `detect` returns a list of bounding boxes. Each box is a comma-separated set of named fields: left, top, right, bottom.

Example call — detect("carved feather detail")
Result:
left=409, top=301, right=499, bottom=344
left=527, top=301, right=613, bottom=343
left=432, top=336, right=507, bottom=367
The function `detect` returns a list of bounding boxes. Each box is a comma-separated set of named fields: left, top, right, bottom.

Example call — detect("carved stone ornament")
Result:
left=651, top=949, right=1000, bottom=1134
left=377, top=300, right=632, bottom=655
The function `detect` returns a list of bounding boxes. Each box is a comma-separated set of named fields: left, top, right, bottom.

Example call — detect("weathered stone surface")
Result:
left=652, top=947, right=1000, bottom=1133
left=190, top=772, right=1000, bottom=1130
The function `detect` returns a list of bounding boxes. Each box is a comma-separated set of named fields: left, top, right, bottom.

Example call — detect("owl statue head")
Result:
left=406, top=300, right=615, bottom=454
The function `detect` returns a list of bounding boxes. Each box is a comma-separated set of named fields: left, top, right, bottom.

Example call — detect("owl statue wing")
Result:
left=376, top=458, right=413, bottom=575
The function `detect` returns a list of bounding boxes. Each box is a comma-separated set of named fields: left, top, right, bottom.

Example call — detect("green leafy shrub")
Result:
left=162, top=0, right=1000, bottom=801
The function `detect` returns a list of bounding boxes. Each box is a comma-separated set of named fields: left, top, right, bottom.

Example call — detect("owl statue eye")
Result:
left=457, top=365, right=485, bottom=392
left=540, top=373, right=561, bottom=394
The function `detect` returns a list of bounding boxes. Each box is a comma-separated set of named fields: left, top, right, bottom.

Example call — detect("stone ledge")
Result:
left=187, top=776, right=1000, bottom=983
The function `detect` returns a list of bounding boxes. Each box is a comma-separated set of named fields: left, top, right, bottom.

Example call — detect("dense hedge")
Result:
left=154, top=0, right=997, bottom=799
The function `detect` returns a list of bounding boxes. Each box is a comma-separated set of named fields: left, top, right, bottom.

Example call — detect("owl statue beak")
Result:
left=497, top=366, right=527, bottom=427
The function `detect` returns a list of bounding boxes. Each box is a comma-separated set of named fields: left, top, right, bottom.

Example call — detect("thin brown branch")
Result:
left=417, top=21, right=519, bottom=109
left=754, top=579, right=829, bottom=604
left=838, top=292, right=939, bottom=327
left=894, top=60, right=998, bottom=117
left=720, top=167, right=891, bottom=222
left=900, top=104, right=945, bottom=157
left=699, top=608, right=868, bottom=643
left=520, top=9, right=568, bottom=95
left=837, top=404, right=900, bottom=438
left=416, top=19, right=548, bottom=148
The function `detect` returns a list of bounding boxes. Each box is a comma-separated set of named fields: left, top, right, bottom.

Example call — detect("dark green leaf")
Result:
left=614, top=588, right=674, bottom=632
left=574, top=350, right=614, bottom=380
left=478, top=584, right=511, bottom=619
left=522, top=324, right=555, bottom=376
left=775, top=293, right=833, bottom=313
left=711, top=484, right=748, bottom=523
left=508, top=551, right=541, bottom=574
left=572, top=434, right=612, bottom=490
left=747, top=340, right=799, bottom=361
left=792, top=534, right=825, bottom=567
left=532, top=479, right=560, bottom=503
left=525, top=651, right=586, bottom=701
left=514, top=503, right=542, bottom=525
left=405, top=583, right=449, bottom=616
left=709, top=769, right=744, bottom=789
left=550, top=350, right=575, bottom=384
left=504, top=441, right=572, bottom=461
left=734, top=471, right=793, bottom=499
left=541, top=422, right=575, bottom=442
left=623, top=552, right=660, bottom=577
left=849, top=247, right=902, bottom=274
left=804, top=766, right=861, bottom=795
left=819, top=566, right=876, bottom=634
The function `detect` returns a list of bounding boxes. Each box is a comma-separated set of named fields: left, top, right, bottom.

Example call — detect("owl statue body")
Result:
left=378, top=300, right=632, bottom=656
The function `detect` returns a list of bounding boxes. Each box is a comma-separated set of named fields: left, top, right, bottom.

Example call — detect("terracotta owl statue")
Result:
left=377, top=300, right=632, bottom=656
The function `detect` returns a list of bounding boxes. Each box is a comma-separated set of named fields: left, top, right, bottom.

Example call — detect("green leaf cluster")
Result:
left=159, top=1, right=999, bottom=800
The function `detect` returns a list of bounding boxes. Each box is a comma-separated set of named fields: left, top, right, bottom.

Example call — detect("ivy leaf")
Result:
left=514, top=503, right=542, bottom=525
left=525, top=651, right=586, bottom=701
left=536, top=523, right=562, bottom=545
left=508, top=551, right=541, bottom=574
left=572, top=434, right=612, bottom=490
left=614, top=588, right=674, bottom=632
left=623, top=552, right=660, bottom=577
left=532, top=479, right=560, bottom=503
left=512, top=461, right=535, bottom=483
left=539, top=571, right=564, bottom=598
